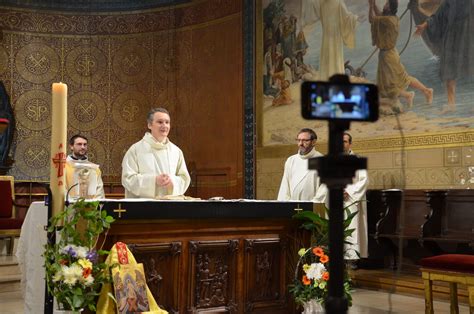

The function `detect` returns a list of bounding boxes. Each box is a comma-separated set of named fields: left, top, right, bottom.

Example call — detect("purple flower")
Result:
left=65, top=246, right=77, bottom=258
left=86, top=250, right=98, bottom=263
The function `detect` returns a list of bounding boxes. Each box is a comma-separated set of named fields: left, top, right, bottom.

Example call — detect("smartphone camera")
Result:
left=301, top=81, right=379, bottom=122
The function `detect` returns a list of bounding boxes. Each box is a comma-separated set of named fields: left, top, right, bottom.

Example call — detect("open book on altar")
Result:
left=65, top=159, right=101, bottom=199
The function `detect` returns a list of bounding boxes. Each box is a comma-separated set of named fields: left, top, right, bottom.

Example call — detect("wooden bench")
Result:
left=420, top=254, right=474, bottom=314
left=368, top=189, right=474, bottom=269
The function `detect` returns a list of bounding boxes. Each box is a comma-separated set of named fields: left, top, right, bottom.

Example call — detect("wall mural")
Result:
left=261, top=0, right=473, bottom=147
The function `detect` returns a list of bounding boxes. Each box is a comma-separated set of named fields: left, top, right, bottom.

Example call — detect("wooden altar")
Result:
left=101, top=200, right=313, bottom=314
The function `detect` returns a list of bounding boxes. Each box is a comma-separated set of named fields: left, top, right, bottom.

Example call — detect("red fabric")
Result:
left=116, top=242, right=129, bottom=264
left=421, top=254, right=474, bottom=274
left=0, top=181, right=13, bottom=218
left=0, top=218, right=23, bottom=229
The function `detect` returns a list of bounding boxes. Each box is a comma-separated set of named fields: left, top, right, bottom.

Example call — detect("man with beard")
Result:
left=122, top=107, right=191, bottom=198
left=65, top=134, right=105, bottom=199
left=277, top=128, right=325, bottom=201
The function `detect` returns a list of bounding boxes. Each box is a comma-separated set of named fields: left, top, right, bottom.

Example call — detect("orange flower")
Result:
left=320, top=254, right=329, bottom=264
left=82, top=267, right=92, bottom=278
left=302, top=275, right=311, bottom=285
left=322, top=272, right=329, bottom=281
left=312, top=247, right=324, bottom=257
left=59, top=259, right=68, bottom=265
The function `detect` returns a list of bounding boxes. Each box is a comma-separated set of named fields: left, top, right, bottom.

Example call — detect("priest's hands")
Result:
left=156, top=174, right=173, bottom=188
left=344, top=191, right=350, bottom=202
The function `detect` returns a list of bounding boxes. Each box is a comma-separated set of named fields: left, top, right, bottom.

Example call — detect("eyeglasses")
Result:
left=295, top=138, right=312, bottom=143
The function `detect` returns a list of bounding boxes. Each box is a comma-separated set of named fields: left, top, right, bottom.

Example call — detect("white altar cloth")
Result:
left=16, top=201, right=48, bottom=314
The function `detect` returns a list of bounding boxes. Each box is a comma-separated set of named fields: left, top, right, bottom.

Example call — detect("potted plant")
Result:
left=289, top=204, right=358, bottom=311
left=43, top=199, right=115, bottom=313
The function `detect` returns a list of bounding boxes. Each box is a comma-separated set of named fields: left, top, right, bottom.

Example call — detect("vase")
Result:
left=302, top=299, right=324, bottom=313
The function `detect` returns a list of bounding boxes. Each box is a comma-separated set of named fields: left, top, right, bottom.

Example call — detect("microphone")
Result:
left=65, top=183, right=79, bottom=207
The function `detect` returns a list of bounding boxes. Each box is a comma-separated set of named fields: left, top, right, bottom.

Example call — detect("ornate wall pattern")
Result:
left=0, top=0, right=244, bottom=195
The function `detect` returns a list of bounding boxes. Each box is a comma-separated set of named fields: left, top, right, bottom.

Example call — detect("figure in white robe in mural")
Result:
left=122, top=132, right=191, bottom=198
left=277, top=147, right=324, bottom=201
left=301, top=0, right=359, bottom=81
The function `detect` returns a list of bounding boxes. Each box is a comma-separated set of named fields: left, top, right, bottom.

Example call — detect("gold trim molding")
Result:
left=257, top=131, right=474, bottom=159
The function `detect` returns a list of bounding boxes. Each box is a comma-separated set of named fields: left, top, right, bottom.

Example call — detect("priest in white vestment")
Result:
left=301, top=0, right=359, bottom=81
left=342, top=132, right=368, bottom=260
left=65, top=134, right=105, bottom=199
left=277, top=128, right=324, bottom=201
left=316, top=132, right=369, bottom=262
left=122, top=107, right=191, bottom=198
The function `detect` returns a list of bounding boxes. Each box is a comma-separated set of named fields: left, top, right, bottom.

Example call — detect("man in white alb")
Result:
left=342, top=132, right=368, bottom=264
left=277, top=128, right=324, bottom=201
left=312, top=132, right=368, bottom=267
left=121, top=107, right=191, bottom=198
left=65, top=134, right=105, bottom=199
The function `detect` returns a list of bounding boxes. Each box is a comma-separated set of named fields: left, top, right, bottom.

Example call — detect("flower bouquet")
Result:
left=290, top=204, right=358, bottom=307
left=43, top=199, right=115, bottom=312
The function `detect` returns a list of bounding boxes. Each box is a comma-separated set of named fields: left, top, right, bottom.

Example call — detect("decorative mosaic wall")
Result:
left=0, top=0, right=244, bottom=188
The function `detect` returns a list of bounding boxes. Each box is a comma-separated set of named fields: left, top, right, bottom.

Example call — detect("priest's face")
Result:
left=343, top=134, right=352, bottom=154
left=70, top=137, right=88, bottom=158
left=296, top=131, right=315, bottom=155
left=148, top=111, right=170, bottom=142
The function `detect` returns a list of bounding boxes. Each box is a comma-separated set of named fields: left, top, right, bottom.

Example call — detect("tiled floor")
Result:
left=0, top=288, right=469, bottom=313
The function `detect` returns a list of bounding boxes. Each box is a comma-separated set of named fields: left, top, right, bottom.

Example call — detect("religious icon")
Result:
left=112, top=263, right=150, bottom=314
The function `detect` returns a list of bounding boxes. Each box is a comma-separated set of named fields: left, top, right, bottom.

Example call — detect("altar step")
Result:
left=351, top=268, right=469, bottom=305
left=0, top=256, right=21, bottom=294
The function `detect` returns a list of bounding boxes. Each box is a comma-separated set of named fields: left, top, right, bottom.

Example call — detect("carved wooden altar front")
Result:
left=102, top=201, right=312, bottom=314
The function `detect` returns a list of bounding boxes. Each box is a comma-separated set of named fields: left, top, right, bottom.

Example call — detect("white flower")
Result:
left=52, top=270, right=63, bottom=282
left=83, top=275, right=94, bottom=286
left=304, top=262, right=326, bottom=280
left=75, top=246, right=88, bottom=259
left=62, top=264, right=83, bottom=286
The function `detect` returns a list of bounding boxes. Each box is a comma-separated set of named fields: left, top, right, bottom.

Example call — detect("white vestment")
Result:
left=65, top=155, right=105, bottom=199
left=277, top=148, right=324, bottom=201
left=122, top=132, right=191, bottom=198
left=301, top=0, right=358, bottom=81
left=313, top=150, right=369, bottom=259
left=344, top=167, right=369, bottom=259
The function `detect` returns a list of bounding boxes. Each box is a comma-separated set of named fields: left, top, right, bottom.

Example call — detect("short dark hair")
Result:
left=298, top=128, right=317, bottom=141
left=69, top=134, right=88, bottom=146
left=344, top=132, right=352, bottom=144
left=147, top=107, right=170, bottom=124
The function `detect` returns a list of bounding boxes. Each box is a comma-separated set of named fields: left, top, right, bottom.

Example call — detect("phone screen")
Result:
left=301, top=81, right=378, bottom=122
